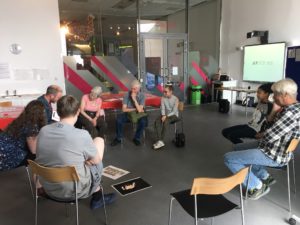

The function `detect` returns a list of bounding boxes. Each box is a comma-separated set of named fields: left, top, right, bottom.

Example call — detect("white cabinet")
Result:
left=212, top=80, right=237, bottom=104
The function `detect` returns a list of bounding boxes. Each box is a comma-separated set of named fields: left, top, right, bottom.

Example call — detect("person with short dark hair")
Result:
left=0, top=100, right=46, bottom=171
left=224, top=79, right=300, bottom=200
left=36, top=95, right=116, bottom=209
left=37, top=85, right=63, bottom=124
left=222, top=83, right=273, bottom=144
left=153, top=85, right=179, bottom=150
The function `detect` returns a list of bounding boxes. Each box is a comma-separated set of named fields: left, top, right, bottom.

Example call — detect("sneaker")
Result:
left=153, top=140, right=165, bottom=150
left=133, top=138, right=141, bottom=146
left=248, top=184, right=270, bottom=200
left=262, top=175, right=276, bottom=186
left=90, top=193, right=116, bottom=210
left=111, top=138, right=121, bottom=146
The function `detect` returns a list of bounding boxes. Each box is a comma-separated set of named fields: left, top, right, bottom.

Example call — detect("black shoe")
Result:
left=133, top=139, right=141, bottom=146
left=248, top=184, right=270, bottom=200
left=111, top=138, right=121, bottom=146
left=262, top=175, right=276, bottom=186
left=90, top=193, right=116, bottom=210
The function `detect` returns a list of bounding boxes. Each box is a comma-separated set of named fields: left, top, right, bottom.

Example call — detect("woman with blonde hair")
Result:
left=76, top=86, right=105, bottom=138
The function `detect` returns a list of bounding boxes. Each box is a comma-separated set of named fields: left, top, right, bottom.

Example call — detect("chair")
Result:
left=0, top=101, right=13, bottom=107
left=27, top=160, right=108, bottom=225
left=17, top=159, right=34, bottom=199
left=245, top=138, right=299, bottom=215
left=168, top=167, right=249, bottom=225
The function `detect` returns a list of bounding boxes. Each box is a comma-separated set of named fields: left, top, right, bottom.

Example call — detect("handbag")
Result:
left=127, top=111, right=148, bottom=123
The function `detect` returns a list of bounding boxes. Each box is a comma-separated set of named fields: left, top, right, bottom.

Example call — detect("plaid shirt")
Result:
left=258, top=102, right=300, bottom=165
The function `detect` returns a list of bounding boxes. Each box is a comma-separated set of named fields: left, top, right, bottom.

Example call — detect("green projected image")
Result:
left=243, top=43, right=286, bottom=82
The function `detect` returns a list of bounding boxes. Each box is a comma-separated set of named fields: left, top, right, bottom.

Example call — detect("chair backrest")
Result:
left=178, top=102, right=184, bottom=112
left=286, top=138, right=300, bottom=153
left=190, top=167, right=249, bottom=195
left=0, top=101, right=12, bottom=107
left=27, top=160, right=79, bottom=183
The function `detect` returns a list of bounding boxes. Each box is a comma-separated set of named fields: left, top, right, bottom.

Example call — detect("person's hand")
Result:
left=91, top=118, right=97, bottom=127
left=272, top=103, right=282, bottom=112
left=255, top=132, right=264, bottom=139
left=161, top=115, right=167, bottom=122
left=121, top=182, right=136, bottom=190
left=131, top=92, right=137, bottom=101
left=85, top=160, right=93, bottom=166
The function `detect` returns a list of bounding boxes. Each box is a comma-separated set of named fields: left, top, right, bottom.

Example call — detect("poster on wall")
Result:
left=0, top=63, right=11, bottom=79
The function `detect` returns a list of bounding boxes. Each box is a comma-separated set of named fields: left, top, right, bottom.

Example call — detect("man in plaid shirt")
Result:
left=224, top=79, right=300, bottom=200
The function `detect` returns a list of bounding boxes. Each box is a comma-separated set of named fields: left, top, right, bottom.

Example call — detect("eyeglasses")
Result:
left=163, top=91, right=168, bottom=94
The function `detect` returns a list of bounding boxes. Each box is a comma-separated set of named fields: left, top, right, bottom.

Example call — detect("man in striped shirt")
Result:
left=224, top=79, right=300, bottom=200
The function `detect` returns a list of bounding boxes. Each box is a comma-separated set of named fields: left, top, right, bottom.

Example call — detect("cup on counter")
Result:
left=5, top=90, right=9, bottom=96
left=13, top=90, right=17, bottom=96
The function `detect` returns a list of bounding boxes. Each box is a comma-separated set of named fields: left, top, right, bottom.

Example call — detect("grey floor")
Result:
left=0, top=103, right=299, bottom=225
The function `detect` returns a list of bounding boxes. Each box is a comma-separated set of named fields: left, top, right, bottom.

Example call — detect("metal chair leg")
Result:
left=292, top=157, right=296, bottom=195
left=35, top=189, right=38, bottom=225
left=25, top=166, right=34, bottom=199
left=168, top=197, right=174, bottom=225
left=100, top=185, right=108, bottom=225
left=194, top=195, right=198, bottom=225
left=245, top=165, right=252, bottom=200
left=240, top=184, right=246, bottom=225
left=287, top=164, right=292, bottom=214
left=210, top=217, right=214, bottom=225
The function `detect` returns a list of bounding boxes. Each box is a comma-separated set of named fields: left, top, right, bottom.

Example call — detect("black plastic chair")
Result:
left=168, top=167, right=249, bottom=225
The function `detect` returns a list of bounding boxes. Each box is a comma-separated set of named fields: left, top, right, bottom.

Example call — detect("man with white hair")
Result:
left=224, top=79, right=300, bottom=200
left=111, top=80, right=147, bottom=146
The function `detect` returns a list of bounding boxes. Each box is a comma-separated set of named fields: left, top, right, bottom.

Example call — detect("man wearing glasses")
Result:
left=153, top=85, right=179, bottom=150
left=111, top=80, right=147, bottom=146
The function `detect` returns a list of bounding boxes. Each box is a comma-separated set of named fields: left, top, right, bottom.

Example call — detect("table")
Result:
left=0, top=106, right=23, bottom=130
left=101, top=93, right=161, bottom=110
left=215, top=87, right=256, bottom=115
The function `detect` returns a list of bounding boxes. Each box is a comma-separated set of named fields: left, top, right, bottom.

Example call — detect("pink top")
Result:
left=81, top=94, right=103, bottom=112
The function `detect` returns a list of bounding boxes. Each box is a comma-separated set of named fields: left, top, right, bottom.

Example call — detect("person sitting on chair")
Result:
left=111, top=80, right=147, bottom=146
left=222, top=83, right=273, bottom=144
left=153, top=85, right=179, bottom=150
left=37, top=85, right=63, bottom=124
left=36, top=95, right=116, bottom=209
left=224, top=79, right=300, bottom=200
left=0, top=100, right=46, bottom=171
left=76, top=86, right=105, bottom=138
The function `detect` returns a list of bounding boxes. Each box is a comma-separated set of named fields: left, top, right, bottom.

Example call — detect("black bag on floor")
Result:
left=174, top=132, right=185, bottom=147
left=219, top=99, right=230, bottom=113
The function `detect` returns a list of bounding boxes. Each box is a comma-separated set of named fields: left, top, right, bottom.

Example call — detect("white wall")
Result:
left=220, top=0, right=300, bottom=86
left=0, top=0, right=65, bottom=97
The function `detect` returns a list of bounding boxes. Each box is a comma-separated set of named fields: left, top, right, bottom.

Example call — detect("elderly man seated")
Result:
left=224, top=79, right=300, bottom=200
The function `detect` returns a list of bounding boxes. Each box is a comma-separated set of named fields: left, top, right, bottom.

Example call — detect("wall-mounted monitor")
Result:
left=243, top=42, right=286, bottom=82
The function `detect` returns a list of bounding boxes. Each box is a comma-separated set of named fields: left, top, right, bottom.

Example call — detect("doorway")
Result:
left=140, top=33, right=188, bottom=101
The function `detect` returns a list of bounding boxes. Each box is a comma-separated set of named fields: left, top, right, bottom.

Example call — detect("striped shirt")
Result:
left=258, top=102, right=300, bottom=165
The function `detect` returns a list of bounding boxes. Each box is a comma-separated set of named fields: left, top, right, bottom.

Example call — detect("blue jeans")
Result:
left=224, top=149, right=282, bottom=189
left=116, top=113, right=147, bottom=141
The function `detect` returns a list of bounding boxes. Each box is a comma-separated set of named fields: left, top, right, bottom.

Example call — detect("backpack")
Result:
left=174, top=132, right=185, bottom=147
left=219, top=99, right=230, bottom=113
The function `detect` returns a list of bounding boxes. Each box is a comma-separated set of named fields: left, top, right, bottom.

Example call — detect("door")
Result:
left=140, top=33, right=188, bottom=102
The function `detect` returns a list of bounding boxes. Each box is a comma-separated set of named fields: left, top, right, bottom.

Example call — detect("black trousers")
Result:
left=75, top=111, right=105, bottom=138
left=222, top=124, right=257, bottom=144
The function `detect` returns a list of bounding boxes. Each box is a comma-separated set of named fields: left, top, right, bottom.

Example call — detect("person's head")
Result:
left=57, top=95, right=80, bottom=120
left=5, top=100, right=46, bottom=137
left=271, top=79, right=298, bottom=107
left=163, top=85, right=173, bottom=98
left=131, top=80, right=141, bottom=94
left=89, top=86, right=102, bottom=100
left=257, top=83, right=273, bottom=102
left=46, top=85, right=63, bottom=103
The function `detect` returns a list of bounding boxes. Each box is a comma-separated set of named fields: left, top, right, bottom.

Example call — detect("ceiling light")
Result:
left=116, top=31, right=120, bottom=36
left=109, top=26, right=113, bottom=30
left=128, top=26, right=131, bottom=30
left=117, top=26, right=120, bottom=30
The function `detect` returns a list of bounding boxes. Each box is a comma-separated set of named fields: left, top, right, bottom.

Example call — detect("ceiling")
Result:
left=58, top=0, right=209, bottom=21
